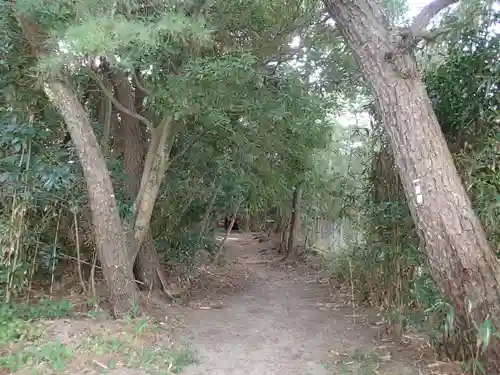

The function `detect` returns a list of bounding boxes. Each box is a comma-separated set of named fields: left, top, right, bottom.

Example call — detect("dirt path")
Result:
left=178, top=233, right=424, bottom=375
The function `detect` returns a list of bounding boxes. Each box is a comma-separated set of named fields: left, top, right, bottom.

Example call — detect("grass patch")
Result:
left=0, top=299, right=72, bottom=341
left=344, top=348, right=380, bottom=375
left=350, top=348, right=380, bottom=363
left=329, top=346, right=417, bottom=375
left=1, top=340, right=73, bottom=373
left=77, top=317, right=197, bottom=374
left=0, top=301, right=196, bottom=374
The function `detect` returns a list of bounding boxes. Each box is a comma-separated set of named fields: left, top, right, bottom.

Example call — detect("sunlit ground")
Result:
left=215, top=235, right=239, bottom=241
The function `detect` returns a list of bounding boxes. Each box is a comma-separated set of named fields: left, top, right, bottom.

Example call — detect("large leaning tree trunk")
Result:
left=324, top=0, right=500, bottom=367
left=45, top=81, right=140, bottom=316
left=17, top=15, right=139, bottom=317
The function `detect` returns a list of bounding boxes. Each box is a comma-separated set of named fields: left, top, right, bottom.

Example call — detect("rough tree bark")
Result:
left=92, top=66, right=182, bottom=298
left=110, top=70, right=163, bottom=290
left=198, top=178, right=222, bottom=241
left=214, top=200, right=242, bottom=265
left=278, top=216, right=290, bottom=254
left=131, top=116, right=176, bottom=256
left=93, top=71, right=116, bottom=156
left=324, top=0, right=500, bottom=366
left=286, top=184, right=302, bottom=260
left=240, top=213, right=251, bottom=232
left=16, top=15, right=139, bottom=317
left=45, top=81, right=139, bottom=316
left=90, top=69, right=177, bottom=264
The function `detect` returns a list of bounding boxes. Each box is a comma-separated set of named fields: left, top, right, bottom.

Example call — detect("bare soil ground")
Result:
left=174, top=233, right=440, bottom=375
left=3, top=232, right=458, bottom=375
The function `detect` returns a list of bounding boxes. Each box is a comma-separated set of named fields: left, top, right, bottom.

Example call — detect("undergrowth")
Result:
left=0, top=299, right=196, bottom=374
left=326, top=155, right=498, bottom=375
left=323, top=12, right=500, bottom=373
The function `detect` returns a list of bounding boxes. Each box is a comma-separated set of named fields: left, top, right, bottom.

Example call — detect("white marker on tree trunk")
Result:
left=413, top=179, right=423, bottom=204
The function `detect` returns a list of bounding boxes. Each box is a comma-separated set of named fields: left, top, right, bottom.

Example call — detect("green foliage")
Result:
left=0, top=299, right=72, bottom=349
left=0, top=303, right=195, bottom=374
left=0, top=0, right=338, bottom=293
left=326, top=3, right=500, bottom=367
left=381, top=0, right=408, bottom=25
left=3, top=0, right=498, bottom=372
left=148, top=44, right=332, bottom=263
left=1, top=340, right=73, bottom=373
left=14, top=0, right=212, bottom=77
left=327, top=142, right=440, bottom=332
left=0, top=105, right=87, bottom=298
left=424, top=9, right=500, bottom=252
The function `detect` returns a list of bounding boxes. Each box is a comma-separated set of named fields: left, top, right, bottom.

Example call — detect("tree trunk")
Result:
left=90, top=64, right=177, bottom=267
left=16, top=13, right=139, bottom=316
left=95, top=73, right=117, bottom=157
left=215, top=215, right=237, bottom=264
left=111, top=71, right=163, bottom=291
left=240, top=212, right=251, bottom=232
left=214, top=202, right=241, bottom=265
left=248, top=215, right=259, bottom=232
left=275, top=207, right=288, bottom=234
left=199, top=178, right=222, bottom=242
left=132, top=117, right=175, bottom=256
left=44, top=80, right=139, bottom=317
left=278, top=217, right=290, bottom=254
left=325, top=0, right=500, bottom=367
left=286, top=185, right=302, bottom=260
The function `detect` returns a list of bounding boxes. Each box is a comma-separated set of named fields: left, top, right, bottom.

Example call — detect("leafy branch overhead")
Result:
left=383, top=0, right=458, bottom=58
left=3, top=0, right=500, bottom=371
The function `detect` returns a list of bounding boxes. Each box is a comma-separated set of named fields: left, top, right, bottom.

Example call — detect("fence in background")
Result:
left=298, top=217, right=364, bottom=252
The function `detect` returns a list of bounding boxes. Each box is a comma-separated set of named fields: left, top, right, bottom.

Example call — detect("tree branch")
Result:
left=410, top=0, right=458, bottom=35
left=89, top=69, right=153, bottom=131
left=131, top=68, right=152, bottom=96
left=413, top=26, right=454, bottom=43
left=393, top=0, right=458, bottom=54
left=165, top=129, right=208, bottom=170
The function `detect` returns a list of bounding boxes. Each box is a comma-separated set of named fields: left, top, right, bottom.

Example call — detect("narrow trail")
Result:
left=178, top=233, right=423, bottom=375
